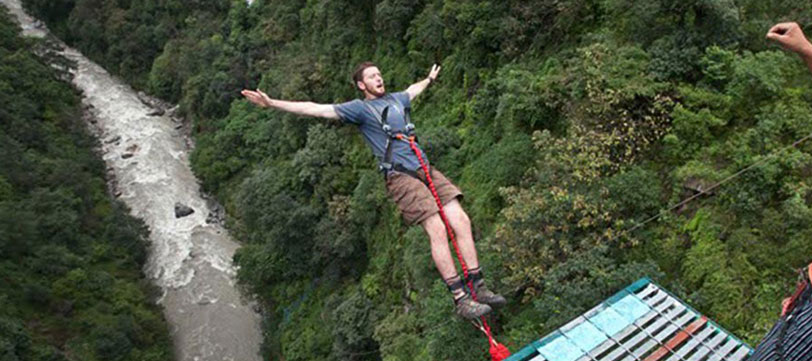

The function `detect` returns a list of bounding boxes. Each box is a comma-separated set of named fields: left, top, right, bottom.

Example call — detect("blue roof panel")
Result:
left=504, top=278, right=753, bottom=361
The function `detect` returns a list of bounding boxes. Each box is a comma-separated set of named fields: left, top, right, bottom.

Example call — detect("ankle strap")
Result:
left=445, top=277, right=464, bottom=294
left=467, top=270, right=483, bottom=284
left=453, top=292, right=470, bottom=304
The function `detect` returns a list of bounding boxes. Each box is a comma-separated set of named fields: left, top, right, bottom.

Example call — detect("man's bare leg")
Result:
left=421, top=214, right=458, bottom=280
left=441, top=198, right=507, bottom=307
left=421, top=213, right=492, bottom=318
left=441, top=199, right=479, bottom=270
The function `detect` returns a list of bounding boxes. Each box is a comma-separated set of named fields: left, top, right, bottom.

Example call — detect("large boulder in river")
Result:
left=174, top=202, right=195, bottom=218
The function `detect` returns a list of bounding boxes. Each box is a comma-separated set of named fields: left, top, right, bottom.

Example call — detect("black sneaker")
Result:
left=454, top=293, right=492, bottom=319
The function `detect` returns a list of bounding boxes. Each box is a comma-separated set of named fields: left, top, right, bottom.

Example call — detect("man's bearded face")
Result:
left=359, top=66, right=385, bottom=98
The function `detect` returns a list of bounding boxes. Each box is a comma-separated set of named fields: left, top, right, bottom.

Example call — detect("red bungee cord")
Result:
left=399, top=134, right=510, bottom=361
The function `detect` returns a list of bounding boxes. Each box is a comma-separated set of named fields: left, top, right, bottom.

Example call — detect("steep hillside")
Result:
left=21, top=1, right=812, bottom=359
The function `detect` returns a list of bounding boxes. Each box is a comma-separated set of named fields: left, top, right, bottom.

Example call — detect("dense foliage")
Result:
left=0, top=9, right=173, bottom=361
left=21, top=0, right=812, bottom=360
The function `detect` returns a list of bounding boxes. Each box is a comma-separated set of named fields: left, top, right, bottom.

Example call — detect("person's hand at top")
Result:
left=767, top=22, right=812, bottom=59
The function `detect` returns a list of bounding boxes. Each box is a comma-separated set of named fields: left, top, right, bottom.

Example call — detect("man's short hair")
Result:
left=352, top=61, right=377, bottom=90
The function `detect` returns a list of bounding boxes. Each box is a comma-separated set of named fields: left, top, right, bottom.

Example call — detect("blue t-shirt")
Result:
left=333, top=91, right=427, bottom=171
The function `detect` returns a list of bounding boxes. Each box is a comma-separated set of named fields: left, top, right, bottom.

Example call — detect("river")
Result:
left=0, top=1, right=264, bottom=360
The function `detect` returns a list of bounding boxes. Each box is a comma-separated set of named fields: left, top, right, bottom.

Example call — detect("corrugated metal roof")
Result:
left=506, top=278, right=753, bottom=361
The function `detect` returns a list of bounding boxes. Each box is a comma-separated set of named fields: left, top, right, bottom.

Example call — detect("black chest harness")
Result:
left=364, top=99, right=424, bottom=180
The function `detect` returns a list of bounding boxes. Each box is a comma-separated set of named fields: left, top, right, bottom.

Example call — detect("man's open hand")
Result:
left=767, top=22, right=812, bottom=57
left=240, top=89, right=273, bottom=108
left=428, top=64, right=441, bottom=82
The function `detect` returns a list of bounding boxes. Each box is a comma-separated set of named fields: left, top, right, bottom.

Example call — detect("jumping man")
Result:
left=240, top=63, right=505, bottom=319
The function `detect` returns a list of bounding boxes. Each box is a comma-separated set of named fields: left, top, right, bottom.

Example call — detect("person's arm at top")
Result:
left=767, top=22, right=812, bottom=74
left=240, top=89, right=339, bottom=120
left=405, top=64, right=441, bottom=102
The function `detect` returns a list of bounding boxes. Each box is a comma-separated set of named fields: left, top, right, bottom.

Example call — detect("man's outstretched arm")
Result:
left=767, top=22, right=812, bottom=74
left=405, top=64, right=441, bottom=102
left=240, top=89, right=339, bottom=119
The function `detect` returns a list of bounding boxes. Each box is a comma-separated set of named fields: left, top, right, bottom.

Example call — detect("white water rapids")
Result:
left=1, top=1, right=263, bottom=360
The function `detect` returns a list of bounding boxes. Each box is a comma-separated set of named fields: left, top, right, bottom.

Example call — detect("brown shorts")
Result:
left=385, top=167, right=463, bottom=226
